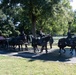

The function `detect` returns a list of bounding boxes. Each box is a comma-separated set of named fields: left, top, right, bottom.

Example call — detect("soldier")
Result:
left=67, top=30, right=72, bottom=39
left=67, top=30, right=73, bottom=45
left=39, top=29, right=45, bottom=37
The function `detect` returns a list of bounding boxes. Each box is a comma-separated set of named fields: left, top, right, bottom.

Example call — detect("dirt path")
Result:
left=0, top=46, right=76, bottom=63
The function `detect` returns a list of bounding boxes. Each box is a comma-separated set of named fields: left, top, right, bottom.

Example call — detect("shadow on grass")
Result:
left=0, top=47, right=76, bottom=63
left=13, top=48, right=76, bottom=63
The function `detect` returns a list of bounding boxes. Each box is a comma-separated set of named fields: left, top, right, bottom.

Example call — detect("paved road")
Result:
left=0, top=47, right=76, bottom=63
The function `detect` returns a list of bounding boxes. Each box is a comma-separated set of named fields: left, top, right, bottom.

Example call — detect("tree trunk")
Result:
left=29, top=0, right=36, bottom=37
left=31, top=13, right=36, bottom=37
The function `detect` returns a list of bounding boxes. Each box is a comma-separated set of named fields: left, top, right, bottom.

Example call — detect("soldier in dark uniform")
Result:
left=36, top=29, right=45, bottom=38
left=19, top=31, right=26, bottom=41
left=67, top=30, right=72, bottom=39
left=67, top=30, right=73, bottom=45
left=39, top=29, right=45, bottom=37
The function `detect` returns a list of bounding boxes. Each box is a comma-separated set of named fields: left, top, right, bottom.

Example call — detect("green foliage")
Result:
left=0, top=0, right=74, bottom=36
left=10, top=30, right=20, bottom=37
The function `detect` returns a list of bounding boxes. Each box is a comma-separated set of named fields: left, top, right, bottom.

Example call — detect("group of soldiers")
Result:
left=0, top=29, right=73, bottom=44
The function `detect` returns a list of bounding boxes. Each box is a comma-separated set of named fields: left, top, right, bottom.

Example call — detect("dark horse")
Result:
left=0, top=39, right=8, bottom=48
left=8, top=34, right=28, bottom=51
left=36, top=30, right=54, bottom=49
left=58, top=37, right=76, bottom=54
left=32, top=34, right=53, bottom=53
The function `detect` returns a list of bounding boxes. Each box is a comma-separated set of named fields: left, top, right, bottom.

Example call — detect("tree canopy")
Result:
left=0, top=0, right=75, bottom=37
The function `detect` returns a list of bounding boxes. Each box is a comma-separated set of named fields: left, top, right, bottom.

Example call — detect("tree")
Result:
left=1, top=0, right=62, bottom=37
left=0, top=9, right=16, bottom=37
left=0, top=0, right=74, bottom=36
left=50, top=0, right=73, bottom=35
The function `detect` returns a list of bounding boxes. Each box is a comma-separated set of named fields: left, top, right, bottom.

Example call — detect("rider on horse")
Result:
left=67, top=30, right=72, bottom=39
left=67, top=30, right=74, bottom=45
left=36, top=28, right=45, bottom=38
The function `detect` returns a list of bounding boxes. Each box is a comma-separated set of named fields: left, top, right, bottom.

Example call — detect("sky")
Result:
left=70, top=0, right=76, bottom=11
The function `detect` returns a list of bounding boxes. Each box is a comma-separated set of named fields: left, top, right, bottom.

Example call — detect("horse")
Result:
left=0, top=39, right=8, bottom=49
left=31, top=34, right=53, bottom=53
left=70, top=37, right=76, bottom=53
left=58, top=37, right=76, bottom=55
left=36, top=31, right=54, bottom=49
left=8, top=34, right=28, bottom=51
left=58, top=38, right=67, bottom=54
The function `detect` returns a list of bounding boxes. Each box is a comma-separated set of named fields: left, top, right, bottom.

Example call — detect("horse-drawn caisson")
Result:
left=0, top=30, right=53, bottom=53
left=1, top=29, right=76, bottom=56
left=0, top=31, right=28, bottom=51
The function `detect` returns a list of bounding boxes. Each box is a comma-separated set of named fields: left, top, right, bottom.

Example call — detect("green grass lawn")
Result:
left=0, top=55, right=76, bottom=75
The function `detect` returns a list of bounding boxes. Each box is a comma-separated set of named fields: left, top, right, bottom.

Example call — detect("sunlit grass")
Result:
left=0, top=55, right=76, bottom=75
